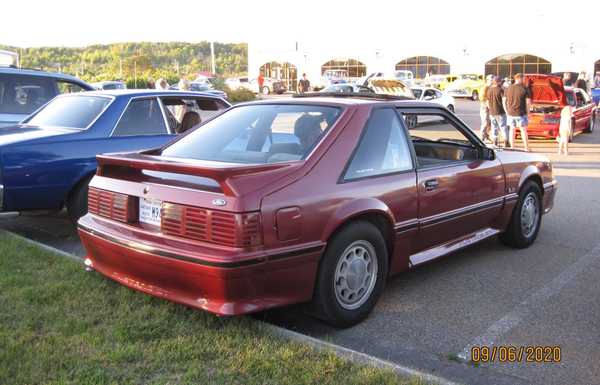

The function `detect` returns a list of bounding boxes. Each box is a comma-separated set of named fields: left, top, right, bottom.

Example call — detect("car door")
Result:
left=573, top=90, right=593, bottom=132
left=398, top=107, right=505, bottom=258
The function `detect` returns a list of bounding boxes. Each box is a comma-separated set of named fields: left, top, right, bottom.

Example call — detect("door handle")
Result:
left=424, top=179, right=439, bottom=191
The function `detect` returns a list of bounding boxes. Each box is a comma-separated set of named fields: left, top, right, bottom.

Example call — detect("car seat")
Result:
left=179, top=111, right=201, bottom=133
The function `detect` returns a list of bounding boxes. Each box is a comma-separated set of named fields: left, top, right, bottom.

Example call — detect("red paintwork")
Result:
left=78, top=97, right=557, bottom=317
left=525, top=74, right=596, bottom=138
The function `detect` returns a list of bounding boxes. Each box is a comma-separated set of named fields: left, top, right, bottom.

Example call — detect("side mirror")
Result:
left=480, top=147, right=495, bottom=161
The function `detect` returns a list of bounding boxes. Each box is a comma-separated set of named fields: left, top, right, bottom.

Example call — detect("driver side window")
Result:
left=399, top=111, right=478, bottom=167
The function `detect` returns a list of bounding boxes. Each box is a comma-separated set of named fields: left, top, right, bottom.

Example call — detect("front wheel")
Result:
left=500, top=181, right=542, bottom=248
left=262, top=86, right=270, bottom=95
left=311, top=221, right=388, bottom=328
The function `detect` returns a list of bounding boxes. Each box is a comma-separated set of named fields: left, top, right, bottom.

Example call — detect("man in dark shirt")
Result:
left=298, top=73, right=310, bottom=94
left=504, top=73, right=531, bottom=151
left=486, top=76, right=508, bottom=147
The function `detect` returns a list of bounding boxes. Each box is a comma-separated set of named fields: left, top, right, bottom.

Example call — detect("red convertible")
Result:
left=526, top=74, right=597, bottom=140
left=78, top=95, right=556, bottom=327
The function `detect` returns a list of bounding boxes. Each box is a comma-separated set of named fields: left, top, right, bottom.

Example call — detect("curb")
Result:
left=4, top=229, right=459, bottom=385
left=261, top=322, right=461, bottom=385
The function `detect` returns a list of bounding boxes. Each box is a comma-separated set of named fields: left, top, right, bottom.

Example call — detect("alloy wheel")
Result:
left=333, top=240, right=378, bottom=310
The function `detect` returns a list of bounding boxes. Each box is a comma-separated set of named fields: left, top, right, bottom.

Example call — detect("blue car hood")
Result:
left=0, top=124, right=76, bottom=147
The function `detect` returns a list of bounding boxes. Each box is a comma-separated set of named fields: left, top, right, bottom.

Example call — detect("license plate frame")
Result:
left=139, top=198, right=162, bottom=227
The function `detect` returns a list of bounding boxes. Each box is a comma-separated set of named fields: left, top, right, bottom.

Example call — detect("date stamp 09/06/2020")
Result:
left=471, top=346, right=562, bottom=363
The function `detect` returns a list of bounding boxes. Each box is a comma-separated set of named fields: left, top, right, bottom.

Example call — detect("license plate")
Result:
left=139, top=198, right=162, bottom=226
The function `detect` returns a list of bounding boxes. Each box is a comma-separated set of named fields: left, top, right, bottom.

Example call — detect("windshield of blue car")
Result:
left=161, top=104, right=341, bottom=164
left=24, top=95, right=112, bottom=129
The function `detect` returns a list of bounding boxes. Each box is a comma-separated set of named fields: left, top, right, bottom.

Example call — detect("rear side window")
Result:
left=57, top=80, right=87, bottom=94
left=161, top=104, right=341, bottom=164
left=344, top=108, right=413, bottom=180
left=113, top=98, right=167, bottom=136
left=0, top=74, right=54, bottom=115
left=25, top=95, right=111, bottom=129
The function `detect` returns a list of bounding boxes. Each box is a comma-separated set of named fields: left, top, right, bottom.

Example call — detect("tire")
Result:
left=262, top=86, right=270, bottom=95
left=500, top=181, right=542, bottom=249
left=67, top=176, right=92, bottom=223
left=311, top=221, right=388, bottom=328
left=447, top=104, right=455, bottom=113
left=471, top=90, right=479, bottom=101
left=584, top=112, right=595, bottom=133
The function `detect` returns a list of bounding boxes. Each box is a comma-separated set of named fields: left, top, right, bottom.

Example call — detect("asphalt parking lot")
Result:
left=2, top=99, right=599, bottom=385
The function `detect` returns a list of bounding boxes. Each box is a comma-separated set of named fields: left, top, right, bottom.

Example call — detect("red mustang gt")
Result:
left=78, top=95, right=557, bottom=327
left=526, top=74, right=597, bottom=139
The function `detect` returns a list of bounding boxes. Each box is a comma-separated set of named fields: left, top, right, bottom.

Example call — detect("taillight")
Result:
left=161, top=202, right=262, bottom=248
left=88, top=187, right=137, bottom=223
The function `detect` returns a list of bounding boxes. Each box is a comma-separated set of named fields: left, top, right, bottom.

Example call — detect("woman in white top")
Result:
left=557, top=104, right=573, bottom=155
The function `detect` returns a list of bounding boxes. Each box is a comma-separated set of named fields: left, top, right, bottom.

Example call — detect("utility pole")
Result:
left=119, top=58, right=123, bottom=79
left=210, top=41, right=216, bottom=75
left=134, top=60, right=137, bottom=88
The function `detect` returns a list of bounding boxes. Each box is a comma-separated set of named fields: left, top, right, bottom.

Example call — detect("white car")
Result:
left=411, top=86, right=455, bottom=112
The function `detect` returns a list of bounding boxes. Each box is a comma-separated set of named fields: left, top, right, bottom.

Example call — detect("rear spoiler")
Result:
left=96, top=153, right=290, bottom=197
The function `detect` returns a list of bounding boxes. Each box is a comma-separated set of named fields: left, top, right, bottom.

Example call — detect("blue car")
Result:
left=0, top=66, right=94, bottom=127
left=0, top=89, right=230, bottom=220
left=592, top=88, right=600, bottom=105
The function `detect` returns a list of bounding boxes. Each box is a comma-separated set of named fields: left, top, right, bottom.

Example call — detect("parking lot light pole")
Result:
left=211, top=41, right=216, bottom=75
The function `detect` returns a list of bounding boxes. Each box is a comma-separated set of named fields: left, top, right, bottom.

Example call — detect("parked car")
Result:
left=320, top=83, right=373, bottom=94
left=169, top=81, right=228, bottom=99
left=91, top=81, right=127, bottom=90
left=226, top=77, right=286, bottom=95
left=411, top=86, right=455, bottom=112
left=0, top=66, right=93, bottom=128
left=0, top=90, right=230, bottom=221
left=526, top=74, right=597, bottom=140
left=591, top=88, right=600, bottom=105
left=446, top=74, right=484, bottom=100
left=393, top=70, right=414, bottom=86
left=314, top=70, right=349, bottom=90
left=77, top=94, right=556, bottom=328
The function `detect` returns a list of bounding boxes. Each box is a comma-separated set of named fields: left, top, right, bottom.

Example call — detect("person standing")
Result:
left=486, top=76, right=508, bottom=147
left=504, top=73, right=531, bottom=152
left=479, top=75, right=494, bottom=142
left=594, top=72, right=600, bottom=89
left=562, top=72, right=573, bottom=87
left=575, top=71, right=588, bottom=92
left=257, top=73, right=265, bottom=95
left=557, top=102, right=574, bottom=155
left=298, top=73, right=311, bottom=94
left=155, top=78, right=169, bottom=90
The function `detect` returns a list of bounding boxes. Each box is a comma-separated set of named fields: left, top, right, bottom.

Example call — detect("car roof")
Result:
left=0, top=66, right=88, bottom=84
left=239, top=95, right=436, bottom=108
left=80, top=89, right=225, bottom=98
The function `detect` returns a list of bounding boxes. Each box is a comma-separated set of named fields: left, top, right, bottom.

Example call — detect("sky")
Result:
left=1, top=0, right=598, bottom=48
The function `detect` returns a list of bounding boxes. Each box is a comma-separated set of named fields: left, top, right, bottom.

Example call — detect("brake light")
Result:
left=88, top=187, right=137, bottom=223
left=161, top=202, right=262, bottom=248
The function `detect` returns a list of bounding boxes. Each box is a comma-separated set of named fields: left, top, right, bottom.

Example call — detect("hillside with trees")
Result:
left=0, top=42, right=248, bottom=88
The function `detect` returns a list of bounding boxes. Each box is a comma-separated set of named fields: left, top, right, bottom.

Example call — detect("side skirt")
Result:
left=408, top=227, right=500, bottom=267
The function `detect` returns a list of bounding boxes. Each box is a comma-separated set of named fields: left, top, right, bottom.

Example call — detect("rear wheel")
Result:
left=500, top=181, right=542, bottom=248
left=311, top=221, right=388, bottom=328
left=67, top=176, right=92, bottom=223
left=262, top=86, right=270, bottom=95
left=471, top=90, right=479, bottom=101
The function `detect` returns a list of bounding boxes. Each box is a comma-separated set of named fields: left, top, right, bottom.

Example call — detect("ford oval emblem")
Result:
left=212, top=198, right=227, bottom=207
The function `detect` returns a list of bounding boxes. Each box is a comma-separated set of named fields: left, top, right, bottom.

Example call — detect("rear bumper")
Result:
left=524, top=122, right=558, bottom=138
left=78, top=215, right=324, bottom=316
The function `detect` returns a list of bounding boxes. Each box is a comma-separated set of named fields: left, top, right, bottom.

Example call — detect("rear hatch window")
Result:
left=161, top=104, right=341, bottom=164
